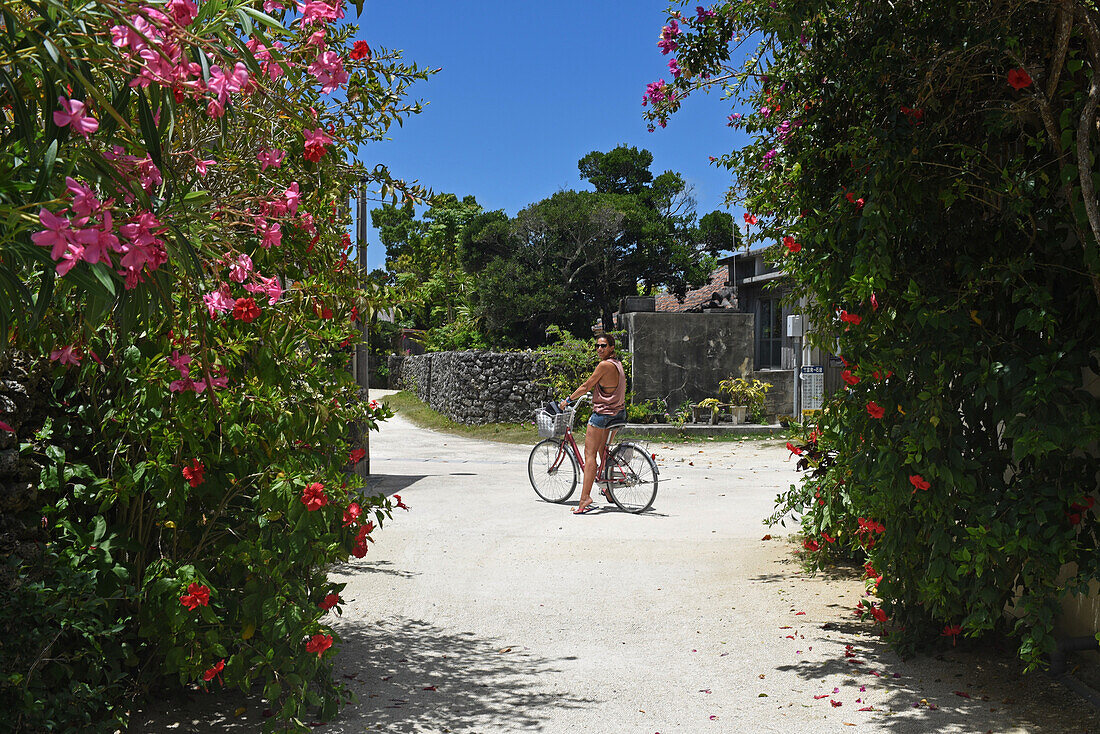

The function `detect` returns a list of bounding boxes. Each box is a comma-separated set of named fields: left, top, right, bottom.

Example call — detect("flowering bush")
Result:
left=651, top=1, right=1100, bottom=667
left=0, top=0, right=426, bottom=729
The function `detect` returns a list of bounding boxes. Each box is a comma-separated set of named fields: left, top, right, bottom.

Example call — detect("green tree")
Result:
left=649, top=0, right=1100, bottom=666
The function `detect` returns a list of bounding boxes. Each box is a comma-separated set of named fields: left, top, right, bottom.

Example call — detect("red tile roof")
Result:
left=654, top=266, right=729, bottom=312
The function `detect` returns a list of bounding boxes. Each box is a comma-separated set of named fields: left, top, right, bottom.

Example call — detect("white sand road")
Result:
left=137, top=401, right=1100, bottom=733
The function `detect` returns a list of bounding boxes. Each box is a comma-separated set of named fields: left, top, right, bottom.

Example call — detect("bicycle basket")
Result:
left=535, top=407, right=574, bottom=438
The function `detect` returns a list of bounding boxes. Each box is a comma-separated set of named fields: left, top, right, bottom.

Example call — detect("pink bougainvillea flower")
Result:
left=657, top=18, right=680, bottom=54
left=232, top=297, right=261, bottom=323
left=202, top=659, right=225, bottom=683
left=49, top=345, right=82, bottom=366
left=342, top=501, right=361, bottom=527
left=349, top=40, right=371, bottom=61
left=743, top=213, right=758, bottom=226
left=866, top=401, right=885, bottom=419
left=1007, top=67, right=1032, bottom=90
left=668, top=58, right=681, bottom=78
left=302, top=127, right=331, bottom=162
left=305, top=632, right=333, bottom=657
left=53, top=96, right=99, bottom=137
left=179, top=582, right=210, bottom=610
left=909, top=474, right=931, bottom=491
left=301, top=482, right=328, bottom=511
left=782, top=236, right=801, bottom=253
left=182, top=458, right=205, bottom=487
left=318, top=593, right=340, bottom=611
left=257, top=147, right=286, bottom=170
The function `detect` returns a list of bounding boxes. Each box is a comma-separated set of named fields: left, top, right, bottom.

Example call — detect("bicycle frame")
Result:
left=551, top=423, right=622, bottom=482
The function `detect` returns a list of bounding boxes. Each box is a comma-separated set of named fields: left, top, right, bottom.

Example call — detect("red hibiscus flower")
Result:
left=802, top=538, right=820, bottom=551
left=743, top=213, right=758, bottom=225
left=786, top=441, right=803, bottom=455
left=349, top=40, right=372, bottom=61
left=342, top=501, right=361, bottom=527
left=232, top=297, right=260, bottom=323
left=870, top=605, right=887, bottom=623
left=866, top=401, right=885, bottom=419
left=318, top=593, right=340, bottom=611
left=180, top=582, right=211, bottom=610
left=202, top=659, right=225, bottom=683
left=393, top=494, right=409, bottom=511
left=839, top=310, right=862, bottom=325
left=181, top=458, right=205, bottom=487
left=1007, top=67, right=1032, bottom=90
left=301, top=482, right=328, bottom=511
left=841, top=370, right=860, bottom=386
left=782, top=236, right=802, bottom=253
left=909, top=474, right=931, bottom=491
left=821, top=531, right=836, bottom=543
left=349, top=447, right=366, bottom=464
left=305, top=633, right=333, bottom=658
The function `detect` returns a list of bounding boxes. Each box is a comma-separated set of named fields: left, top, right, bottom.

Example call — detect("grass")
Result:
left=380, top=391, right=558, bottom=445
left=381, top=391, right=789, bottom=446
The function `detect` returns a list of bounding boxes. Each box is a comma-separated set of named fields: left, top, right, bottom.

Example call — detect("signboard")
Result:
left=800, top=365, right=824, bottom=412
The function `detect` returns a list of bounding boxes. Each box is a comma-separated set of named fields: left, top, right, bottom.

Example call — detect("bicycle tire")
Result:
left=528, top=438, right=578, bottom=503
left=606, top=442, right=659, bottom=513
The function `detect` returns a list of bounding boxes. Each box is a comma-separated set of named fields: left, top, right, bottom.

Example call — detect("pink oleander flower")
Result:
left=203, top=285, right=235, bottom=319
left=53, top=96, right=99, bottom=137
left=244, top=275, right=283, bottom=305
left=307, top=29, right=326, bottom=47
left=166, top=0, right=198, bottom=26
left=167, top=350, right=192, bottom=375
left=257, top=147, right=286, bottom=170
left=254, top=219, right=282, bottom=249
left=297, top=0, right=344, bottom=25
left=65, top=177, right=102, bottom=217
left=194, top=157, right=216, bottom=177
left=284, top=182, right=300, bottom=216
left=263, top=0, right=285, bottom=10
left=31, top=208, right=73, bottom=260
left=228, top=253, right=253, bottom=283
left=50, top=345, right=82, bottom=366
left=308, top=50, right=349, bottom=93
left=303, top=127, right=330, bottom=162
left=72, top=211, right=120, bottom=267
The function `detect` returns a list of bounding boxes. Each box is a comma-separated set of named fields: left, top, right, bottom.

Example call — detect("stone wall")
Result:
left=388, top=351, right=553, bottom=425
left=755, top=369, right=795, bottom=420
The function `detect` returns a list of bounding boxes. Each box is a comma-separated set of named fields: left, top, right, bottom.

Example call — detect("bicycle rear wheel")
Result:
left=528, top=439, right=578, bottom=503
left=606, top=442, right=658, bottom=513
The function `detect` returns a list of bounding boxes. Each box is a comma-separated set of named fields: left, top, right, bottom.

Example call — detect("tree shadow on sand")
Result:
left=133, top=617, right=589, bottom=733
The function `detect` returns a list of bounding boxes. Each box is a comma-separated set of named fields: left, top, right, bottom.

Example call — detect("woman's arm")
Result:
left=561, top=362, right=612, bottom=406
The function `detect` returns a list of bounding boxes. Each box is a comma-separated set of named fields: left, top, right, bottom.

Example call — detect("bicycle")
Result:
left=528, top=395, right=659, bottom=513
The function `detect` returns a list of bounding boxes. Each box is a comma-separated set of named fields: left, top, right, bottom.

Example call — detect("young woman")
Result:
left=559, top=334, right=627, bottom=514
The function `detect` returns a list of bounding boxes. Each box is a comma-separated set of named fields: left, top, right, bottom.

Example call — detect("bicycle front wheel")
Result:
left=528, top=439, right=578, bottom=503
left=606, top=442, right=659, bottom=513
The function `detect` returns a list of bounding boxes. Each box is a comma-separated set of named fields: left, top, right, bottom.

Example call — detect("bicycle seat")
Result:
left=604, top=416, right=628, bottom=429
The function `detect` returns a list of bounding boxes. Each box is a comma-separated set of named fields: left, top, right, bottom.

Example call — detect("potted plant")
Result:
left=718, top=377, right=773, bottom=424
left=693, top=397, right=723, bottom=424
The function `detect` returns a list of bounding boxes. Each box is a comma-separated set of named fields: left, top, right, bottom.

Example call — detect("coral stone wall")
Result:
left=387, top=351, right=552, bottom=425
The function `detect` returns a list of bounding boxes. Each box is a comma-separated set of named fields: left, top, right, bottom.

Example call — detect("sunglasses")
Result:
left=595, top=343, right=609, bottom=350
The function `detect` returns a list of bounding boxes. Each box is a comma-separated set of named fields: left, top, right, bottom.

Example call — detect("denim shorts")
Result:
left=588, top=409, right=627, bottom=429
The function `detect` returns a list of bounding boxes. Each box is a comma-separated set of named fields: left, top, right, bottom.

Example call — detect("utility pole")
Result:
left=355, top=176, right=370, bottom=478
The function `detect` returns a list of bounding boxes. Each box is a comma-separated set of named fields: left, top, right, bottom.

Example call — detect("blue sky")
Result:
left=351, top=1, right=751, bottom=271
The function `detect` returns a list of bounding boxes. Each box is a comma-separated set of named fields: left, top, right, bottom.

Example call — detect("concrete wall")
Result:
left=755, top=369, right=795, bottom=420
left=622, top=311, right=757, bottom=412
left=388, top=351, right=552, bottom=425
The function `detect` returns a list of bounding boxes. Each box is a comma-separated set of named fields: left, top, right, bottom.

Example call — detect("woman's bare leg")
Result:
left=576, top=425, right=609, bottom=512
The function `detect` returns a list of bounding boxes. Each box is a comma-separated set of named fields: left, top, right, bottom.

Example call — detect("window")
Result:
left=758, top=297, right=783, bottom=367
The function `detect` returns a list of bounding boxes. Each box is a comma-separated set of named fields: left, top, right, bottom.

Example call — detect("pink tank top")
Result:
left=592, top=358, right=626, bottom=415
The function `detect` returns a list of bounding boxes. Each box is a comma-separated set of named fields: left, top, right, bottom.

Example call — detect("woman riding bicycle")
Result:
left=559, top=333, right=627, bottom=514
